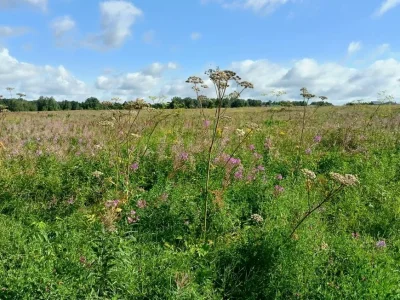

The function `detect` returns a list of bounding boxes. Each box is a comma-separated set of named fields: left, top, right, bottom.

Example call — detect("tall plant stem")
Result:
left=289, top=185, right=344, bottom=238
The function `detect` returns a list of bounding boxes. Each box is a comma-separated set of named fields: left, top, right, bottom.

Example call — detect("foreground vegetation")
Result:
left=1, top=104, right=400, bottom=299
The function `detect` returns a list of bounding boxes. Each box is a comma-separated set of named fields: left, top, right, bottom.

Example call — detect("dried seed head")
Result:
left=329, top=172, right=359, bottom=186
left=301, top=169, right=316, bottom=180
left=251, top=214, right=264, bottom=223
left=186, top=76, right=204, bottom=84
left=239, top=81, right=254, bottom=89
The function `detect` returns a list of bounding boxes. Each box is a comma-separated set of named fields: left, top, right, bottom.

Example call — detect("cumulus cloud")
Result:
left=95, top=62, right=178, bottom=97
left=0, top=26, right=30, bottom=37
left=0, top=48, right=89, bottom=100
left=88, top=0, right=142, bottom=49
left=0, top=0, right=47, bottom=11
left=374, top=0, right=400, bottom=17
left=202, top=0, right=293, bottom=14
left=190, top=32, right=202, bottom=41
left=50, top=16, right=76, bottom=38
left=227, top=58, right=400, bottom=103
left=348, top=41, right=362, bottom=55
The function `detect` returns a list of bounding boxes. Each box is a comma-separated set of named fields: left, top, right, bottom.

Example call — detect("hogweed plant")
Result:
left=289, top=170, right=359, bottom=238
left=187, top=68, right=253, bottom=239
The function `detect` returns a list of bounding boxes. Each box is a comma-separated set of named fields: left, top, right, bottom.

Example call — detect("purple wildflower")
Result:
left=274, top=185, right=285, bottom=194
left=203, top=119, right=211, bottom=128
left=264, top=138, right=272, bottom=150
left=376, top=240, right=386, bottom=248
left=105, top=199, right=119, bottom=208
left=137, top=199, right=147, bottom=209
left=234, top=169, right=243, bottom=180
left=257, top=165, right=265, bottom=171
left=253, top=152, right=262, bottom=160
left=67, top=197, right=75, bottom=205
left=249, top=144, right=256, bottom=151
left=127, top=209, right=139, bottom=223
left=179, top=152, right=189, bottom=161
left=305, top=148, right=312, bottom=155
left=276, top=174, right=283, bottom=180
left=130, top=162, right=139, bottom=171
left=314, top=135, right=322, bottom=143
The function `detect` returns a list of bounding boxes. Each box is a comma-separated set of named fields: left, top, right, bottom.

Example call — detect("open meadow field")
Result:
left=1, top=105, right=400, bottom=299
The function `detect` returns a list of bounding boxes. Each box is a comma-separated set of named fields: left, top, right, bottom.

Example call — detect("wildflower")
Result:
left=352, top=232, right=360, bottom=239
left=321, top=242, right=329, bottom=250
left=276, top=174, right=283, bottom=180
left=203, top=119, right=211, bottom=128
left=376, top=240, right=386, bottom=248
left=160, top=193, right=169, bottom=201
left=127, top=216, right=137, bottom=224
left=179, top=152, right=189, bottom=161
left=130, top=162, right=139, bottom=171
left=305, top=148, right=312, bottom=155
left=249, top=144, right=256, bottom=151
left=251, top=214, right=264, bottom=223
left=329, top=172, right=359, bottom=186
left=274, top=185, right=285, bottom=194
left=79, top=256, right=87, bottom=265
left=105, top=199, right=119, bottom=208
left=67, top=197, right=75, bottom=205
left=264, top=138, right=272, bottom=150
left=234, top=169, right=243, bottom=180
left=36, top=150, right=43, bottom=156
left=257, top=165, right=265, bottom=171
left=301, top=169, right=316, bottom=180
left=92, top=170, right=104, bottom=178
left=253, top=152, right=262, bottom=160
left=127, top=210, right=139, bottom=224
left=236, top=129, right=246, bottom=137
left=184, top=220, right=190, bottom=226
left=246, top=122, right=259, bottom=131
left=99, top=120, right=114, bottom=127
left=137, top=199, right=147, bottom=209
left=314, top=135, right=322, bottom=143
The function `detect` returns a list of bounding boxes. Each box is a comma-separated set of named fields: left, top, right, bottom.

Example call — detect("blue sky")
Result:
left=0, top=0, right=399, bottom=103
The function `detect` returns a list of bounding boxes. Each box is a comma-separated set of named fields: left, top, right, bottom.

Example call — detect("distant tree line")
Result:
left=0, top=95, right=335, bottom=112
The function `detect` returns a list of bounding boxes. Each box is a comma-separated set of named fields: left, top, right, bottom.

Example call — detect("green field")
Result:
left=1, top=106, right=400, bottom=299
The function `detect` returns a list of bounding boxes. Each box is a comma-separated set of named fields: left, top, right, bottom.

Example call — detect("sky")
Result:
left=0, top=0, right=399, bottom=104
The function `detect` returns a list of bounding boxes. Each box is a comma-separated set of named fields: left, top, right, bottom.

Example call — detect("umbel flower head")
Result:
left=329, top=172, right=359, bottom=186
left=124, top=98, right=150, bottom=110
left=301, top=169, right=316, bottom=180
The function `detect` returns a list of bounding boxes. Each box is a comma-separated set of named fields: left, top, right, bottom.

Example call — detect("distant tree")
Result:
left=83, top=97, right=101, bottom=110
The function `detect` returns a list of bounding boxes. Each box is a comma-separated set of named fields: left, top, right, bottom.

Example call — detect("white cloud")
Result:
left=202, top=0, right=293, bottom=14
left=228, top=58, right=400, bottom=103
left=348, top=41, right=362, bottom=55
left=0, top=26, right=30, bottom=37
left=0, top=47, right=89, bottom=100
left=95, top=62, right=178, bottom=97
left=0, top=0, right=47, bottom=11
left=190, top=32, right=202, bottom=41
left=374, top=0, right=400, bottom=17
left=96, top=0, right=143, bottom=49
left=50, top=16, right=76, bottom=38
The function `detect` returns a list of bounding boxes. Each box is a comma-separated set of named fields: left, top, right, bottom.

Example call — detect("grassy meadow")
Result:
left=1, top=105, right=400, bottom=299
